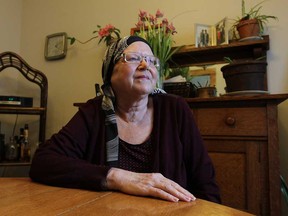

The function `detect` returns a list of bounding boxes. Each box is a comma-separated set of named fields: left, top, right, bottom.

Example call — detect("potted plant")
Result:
left=232, top=0, right=278, bottom=40
left=195, top=86, right=217, bottom=98
left=133, top=9, right=182, bottom=88
left=221, top=56, right=268, bottom=94
left=162, top=67, right=197, bottom=97
left=68, top=24, right=121, bottom=46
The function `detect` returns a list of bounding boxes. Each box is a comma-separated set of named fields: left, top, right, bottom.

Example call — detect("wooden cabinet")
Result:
left=186, top=94, right=288, bottom=216
left=0, top=52, right=48, bottom=177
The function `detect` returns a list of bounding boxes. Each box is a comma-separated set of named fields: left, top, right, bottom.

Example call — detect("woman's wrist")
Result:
left=105, top=167, right=119, bottom=190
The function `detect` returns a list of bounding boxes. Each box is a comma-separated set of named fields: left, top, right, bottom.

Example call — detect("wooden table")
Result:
left=0, top=178, right=254, bottom=216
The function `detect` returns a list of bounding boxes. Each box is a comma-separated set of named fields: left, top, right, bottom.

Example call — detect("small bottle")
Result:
left=18, top=128, right=25, bottom=161
left=5, top=136, right=18, bottom=161
left=0, top=121, right=5, bottom=162
left=22, top=124, right=31, bottom=162
left=14, top=135, right=19, bottom=160
left=0, top=134, right=4, bottom=162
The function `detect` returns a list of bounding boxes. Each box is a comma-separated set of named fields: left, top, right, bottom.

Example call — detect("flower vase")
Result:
left=157, top=71, right=164, bottom=89
left=157, top=62, right=168, bottom=89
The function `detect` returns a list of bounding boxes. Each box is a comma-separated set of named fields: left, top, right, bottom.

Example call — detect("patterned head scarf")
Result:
left=101, top=36, right=152, bottom=94
left=101, top=36, right=164, bottom=165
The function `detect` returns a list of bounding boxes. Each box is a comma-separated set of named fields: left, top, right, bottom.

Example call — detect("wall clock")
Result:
left=44, top=32, right=67, bottom=60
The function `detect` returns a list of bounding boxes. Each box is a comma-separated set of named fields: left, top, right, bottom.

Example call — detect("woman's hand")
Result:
left=106, top=168, right=196, bottom=202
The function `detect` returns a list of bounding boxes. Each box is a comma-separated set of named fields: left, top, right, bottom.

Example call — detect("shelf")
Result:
left=0, top=106, right=46, bottom=115
left=169, top=35, right=269, bottom=67
left=185, top=93, right=288, bottom=108
left=0, top=52, right=48, bottom=177
left=0, top=162, right=31, bottom=166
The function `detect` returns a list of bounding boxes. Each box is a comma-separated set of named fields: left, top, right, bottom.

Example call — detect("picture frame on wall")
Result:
left=189, top=68, right=216, bottom=87
left=44, top=32, right=67, bottom=61
left=214, top=17, right=229, bottom=45
left=195, top=24, right=213, bottom=47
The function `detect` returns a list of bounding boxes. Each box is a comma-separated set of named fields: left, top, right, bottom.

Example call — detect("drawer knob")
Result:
left=225, top=117, right=236, bottom=126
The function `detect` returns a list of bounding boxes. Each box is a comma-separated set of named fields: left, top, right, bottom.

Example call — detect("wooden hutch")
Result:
left=169, top=35, right=288, bottom=215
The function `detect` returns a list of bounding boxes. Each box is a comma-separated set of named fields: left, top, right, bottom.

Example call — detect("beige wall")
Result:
left=0, top=0, right=24, bottom=142
left=0, top=0, right=22, bottom=52
left=0, top=0, right=22, bottom=94
left=1, top=0, right=288, bottom=213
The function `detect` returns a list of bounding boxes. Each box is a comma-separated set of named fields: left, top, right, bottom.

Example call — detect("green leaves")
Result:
left=135, top=10, right=181, bottom=79
left=68, top=24, right=121, bottom=47
left=237, top=0, right=278, bottom=34
left=67, top=37, right=76, bottom=45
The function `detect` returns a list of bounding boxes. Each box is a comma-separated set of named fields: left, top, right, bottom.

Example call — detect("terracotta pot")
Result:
left=221, top=61, right=267, bottom=93
left=196, top=87, right=217, bottom=98
left=237, top=19, right=260, bottom=39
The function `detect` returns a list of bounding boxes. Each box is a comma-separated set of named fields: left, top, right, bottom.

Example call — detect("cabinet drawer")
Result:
left=196, top=107, right=267, bottom=136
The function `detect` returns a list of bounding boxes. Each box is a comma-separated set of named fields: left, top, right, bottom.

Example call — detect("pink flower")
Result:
left=137, top=9, right=178, bottom=35
left=134, top=9, right=180, bottom=84
left=98, top=24, right=115, bottom=38
left=155, top=9, right=164, bottom=18
left=166, top=23, right=177, bottom=34
left=98, top=28, right=109, bottom=38
left=105, top=24, right=115, bottom=31
left=138, top=10, right=148, bottom=22
left=94, top=24, right=121, bottom=46
left=162, top=18, right=169, bottom=26
left=135, top=20, right=144, bottom=28
left=148, top=14, right=156, bottom=25
left=68, top=23, right=120, bottom=47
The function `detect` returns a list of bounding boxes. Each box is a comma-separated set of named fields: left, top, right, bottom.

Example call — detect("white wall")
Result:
left=1, top=0, right=288, bottom=213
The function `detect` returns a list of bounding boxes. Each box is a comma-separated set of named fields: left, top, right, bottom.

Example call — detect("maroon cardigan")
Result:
left=30, top=94, right=221, bottom=203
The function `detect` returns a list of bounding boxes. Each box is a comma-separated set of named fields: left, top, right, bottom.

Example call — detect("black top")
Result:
left=118, top=138, right=153, bottom=173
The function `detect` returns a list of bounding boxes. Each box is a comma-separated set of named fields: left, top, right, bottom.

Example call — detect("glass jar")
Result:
left=5, top=136, right=18, bottom=161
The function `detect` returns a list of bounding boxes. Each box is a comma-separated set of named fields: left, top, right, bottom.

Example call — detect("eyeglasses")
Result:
left=120, top=52, right=160, bottom=67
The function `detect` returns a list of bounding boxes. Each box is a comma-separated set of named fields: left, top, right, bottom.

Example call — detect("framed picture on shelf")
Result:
left=214, top=17, right=229, bottom=45
left=195, top=24, right=213, bottom=47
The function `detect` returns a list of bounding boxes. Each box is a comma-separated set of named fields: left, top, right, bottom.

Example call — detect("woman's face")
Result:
left=110, top=41, right=158, bottom=97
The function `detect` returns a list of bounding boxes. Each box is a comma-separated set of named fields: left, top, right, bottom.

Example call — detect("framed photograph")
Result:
left=214, top=17, right=229, bottom=45
left=195, top=24, right=213, bottom=47
left=189, top=68, right=216, bottom=88
left=44, top=32, right=67, bottom=60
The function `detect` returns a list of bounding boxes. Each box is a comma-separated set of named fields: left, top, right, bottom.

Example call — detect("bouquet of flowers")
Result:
left=134, top=9, right=181, bottom=83
left=68, top=24, right=121, bottom=46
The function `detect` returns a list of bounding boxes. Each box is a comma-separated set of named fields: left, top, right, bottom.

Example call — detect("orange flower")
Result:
left=94, top=24, right=121, bottom=46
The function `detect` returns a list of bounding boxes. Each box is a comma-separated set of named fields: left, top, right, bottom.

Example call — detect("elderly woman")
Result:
left=30, top=36, right=221, bottom=203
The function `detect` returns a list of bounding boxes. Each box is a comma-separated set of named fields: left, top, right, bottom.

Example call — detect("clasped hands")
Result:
left=106, top=168, right=196, bottom=202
